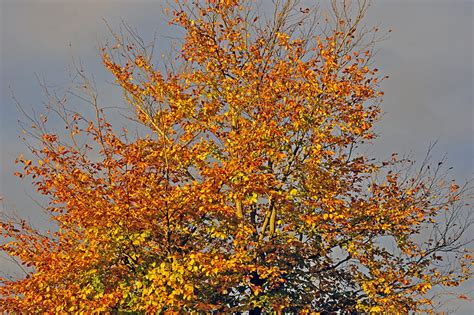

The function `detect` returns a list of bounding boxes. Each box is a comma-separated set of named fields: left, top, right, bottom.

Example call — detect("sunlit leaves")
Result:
left=1, top=0, right=472, bottom=313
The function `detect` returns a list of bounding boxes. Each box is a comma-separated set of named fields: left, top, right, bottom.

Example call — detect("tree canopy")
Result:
left=1, top=0, right=472, bottom=313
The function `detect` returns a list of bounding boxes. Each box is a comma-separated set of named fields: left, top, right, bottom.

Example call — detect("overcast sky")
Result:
left=0, top=0, right=472, bottom=312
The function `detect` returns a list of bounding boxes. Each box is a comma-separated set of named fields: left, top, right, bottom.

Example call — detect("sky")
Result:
left=0, top=0, right=473, bottom=312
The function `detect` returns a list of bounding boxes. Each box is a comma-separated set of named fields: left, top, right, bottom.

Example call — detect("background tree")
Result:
left=1, top=0, right=472, bottom=313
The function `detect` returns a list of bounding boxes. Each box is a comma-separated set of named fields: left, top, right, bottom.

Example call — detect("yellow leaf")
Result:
left=370, top=306, right=382, bottom=312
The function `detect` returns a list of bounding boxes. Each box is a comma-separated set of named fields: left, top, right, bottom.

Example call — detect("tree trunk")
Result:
left=249, top=271, right=265, bottom=315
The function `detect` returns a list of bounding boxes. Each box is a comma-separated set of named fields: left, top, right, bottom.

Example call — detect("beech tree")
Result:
left=1, top=0, right=472, bottom=313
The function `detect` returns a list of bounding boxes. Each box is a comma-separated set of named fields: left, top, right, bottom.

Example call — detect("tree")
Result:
left=1, top=0, right=472, bottom=313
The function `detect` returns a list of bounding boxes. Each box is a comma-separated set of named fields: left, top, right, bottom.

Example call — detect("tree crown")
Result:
left=1, top=0, right=472, bottom=313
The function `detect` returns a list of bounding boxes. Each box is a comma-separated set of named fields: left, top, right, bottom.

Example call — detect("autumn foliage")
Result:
left=1, top=0, right=472, bottom=313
